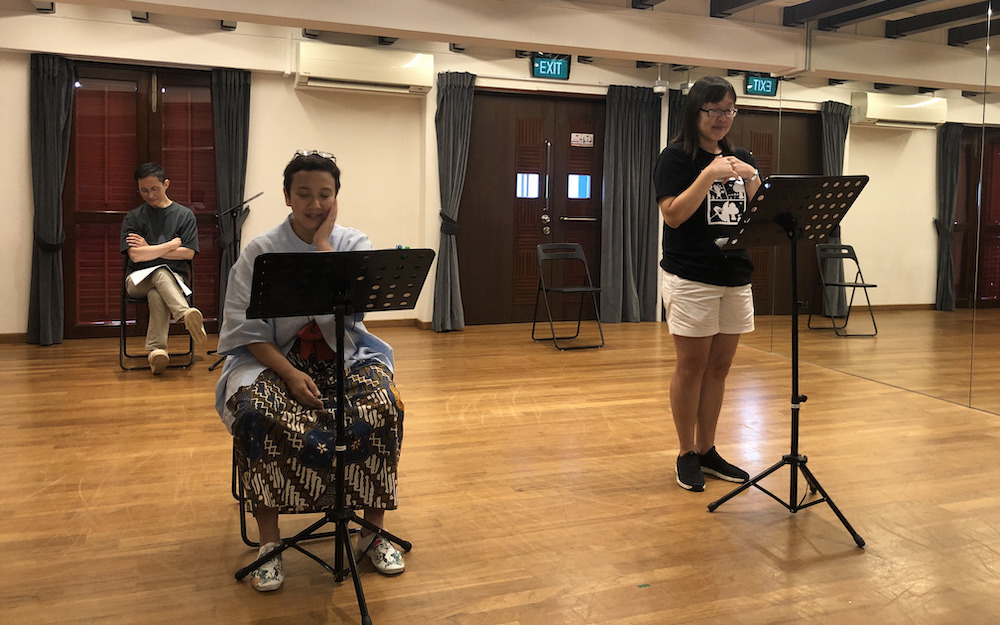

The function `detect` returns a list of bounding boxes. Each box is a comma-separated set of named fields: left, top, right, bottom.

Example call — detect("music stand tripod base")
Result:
left=707, top=175, right=867, bottom=549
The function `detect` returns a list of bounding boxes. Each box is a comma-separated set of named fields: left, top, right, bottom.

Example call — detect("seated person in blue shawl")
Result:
left=215, top=151, right=405, bottom=592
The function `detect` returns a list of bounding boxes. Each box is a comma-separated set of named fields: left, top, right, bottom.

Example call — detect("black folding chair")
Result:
left=807, top=243, right=877, bottom=337
left=231, top=445, right=340, bottom=552
left=531, top=242, right=604, bottom=350
left=119, top=256, right=195, bottom=370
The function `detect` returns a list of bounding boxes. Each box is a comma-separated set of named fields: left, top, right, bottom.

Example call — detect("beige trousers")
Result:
left=125, top=267, right=192, bottom=352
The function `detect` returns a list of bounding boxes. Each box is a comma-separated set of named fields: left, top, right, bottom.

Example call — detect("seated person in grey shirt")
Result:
left=120, top=162, right=207, bottom=374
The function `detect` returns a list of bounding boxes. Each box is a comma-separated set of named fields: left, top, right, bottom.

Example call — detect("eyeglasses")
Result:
left=294, top=149, right=337, bottom=162
left=700, top=108, right=738, bottom=118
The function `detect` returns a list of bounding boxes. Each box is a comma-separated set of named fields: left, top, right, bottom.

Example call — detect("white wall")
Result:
left=843, top=125, right=939, bottom=306
left=0, top=2, right=996, bottom=333
left=242, top=73, right=427, bottom=320
left=0, top=50, right=33, bottom=335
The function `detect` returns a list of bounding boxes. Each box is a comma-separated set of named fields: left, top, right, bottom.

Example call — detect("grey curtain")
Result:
left=432, top=71, right=476, bottom=332
left=667, top=88, right=685, bottom=144
left=27, top=54, right=75, bottom=346
left=819, top=100, right=852, bottom=317
left=211, top=68, right=252, bottom=317
left=600, top=85, right=662, bottom=322
left=935, top=122, right=963, bottom=311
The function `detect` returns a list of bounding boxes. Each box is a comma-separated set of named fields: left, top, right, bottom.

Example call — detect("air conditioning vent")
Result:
left=296, top=41, right=434, bottom=95
left=850, top=92, right=946, bottom=128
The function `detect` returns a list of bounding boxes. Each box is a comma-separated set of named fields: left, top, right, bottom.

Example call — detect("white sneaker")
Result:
left=148, top=349, right=169, bottom=375
left=250, top=542, right=284, bottom=592
left=182, top=308, right=207, bottom=345
left=357, top=533, right=405, bottom=576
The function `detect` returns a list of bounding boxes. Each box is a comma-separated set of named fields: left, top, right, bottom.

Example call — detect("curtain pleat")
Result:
left=600, top=85, right=661, bottom=322
left=667, top=88, right=685, bottom=144
left=819, top=100, right=852, bottom=317
left=27, top=54, right=75, bottom=345
left=211, top=68, right=252, bottom=318
left=935, top=122, right=963, bottom=311
left=432, top=72, right=476, bottom=332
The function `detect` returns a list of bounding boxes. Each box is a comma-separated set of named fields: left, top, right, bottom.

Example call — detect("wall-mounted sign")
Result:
left=531, top=53, right=571, bottom=80
left=570, top=133, right=594, bottom=147
left=745, top=73, right=778, bottom=97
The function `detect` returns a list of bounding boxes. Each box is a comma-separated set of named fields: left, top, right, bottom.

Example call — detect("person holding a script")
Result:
left=214, top=151, right=406, bottom=591
left=653, top=76, right=761, bottom=492
left=120, top=162, right=207, bottom=374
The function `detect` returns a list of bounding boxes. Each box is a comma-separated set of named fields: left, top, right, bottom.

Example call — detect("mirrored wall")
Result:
left=972, top=8, right=999, bottom=414
left=733, top=3, right=995, bottom=415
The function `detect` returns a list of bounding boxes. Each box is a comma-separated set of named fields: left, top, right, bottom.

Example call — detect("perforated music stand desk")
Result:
left=236, top=248, right=434, bottom=625
left=708, top=175, right=869, bottom=548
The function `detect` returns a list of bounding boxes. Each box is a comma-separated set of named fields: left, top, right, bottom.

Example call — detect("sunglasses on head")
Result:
left=293, top=149, right=337, bottom=162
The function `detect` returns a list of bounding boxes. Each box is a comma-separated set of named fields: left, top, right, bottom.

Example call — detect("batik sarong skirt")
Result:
left=229, top=348, right=403, bottom=513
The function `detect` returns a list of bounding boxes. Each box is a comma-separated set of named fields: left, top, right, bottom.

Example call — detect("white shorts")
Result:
left=660, top=272, right=755, bottom=338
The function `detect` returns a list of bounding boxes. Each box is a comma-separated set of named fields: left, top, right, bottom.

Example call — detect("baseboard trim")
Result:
left=364, top=318, right=432, bottom=330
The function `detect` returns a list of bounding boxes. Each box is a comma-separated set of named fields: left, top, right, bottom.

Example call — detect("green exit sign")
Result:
left=531, top=54, right=571, bottom=80
left=745, top=74, right=778, bottom=97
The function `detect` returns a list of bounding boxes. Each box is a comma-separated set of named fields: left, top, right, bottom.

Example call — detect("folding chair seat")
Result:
left=531, top=242, right=604, bottom=350
left=807, top=243, right=877, bottom=337
left=119, top=256, right=195, bottom=370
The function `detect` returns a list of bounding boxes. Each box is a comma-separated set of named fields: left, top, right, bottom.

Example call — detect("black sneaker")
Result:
left=675, top=451, right=705, bottom=492
left=699, top=446, right=749, bottom=483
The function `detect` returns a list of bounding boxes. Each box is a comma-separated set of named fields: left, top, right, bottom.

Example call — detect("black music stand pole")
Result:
left=209, top=191, right=263, bottom=371
left=233, top=248, right=435, bottom=625
left=705, top=175, right=867, bottom=549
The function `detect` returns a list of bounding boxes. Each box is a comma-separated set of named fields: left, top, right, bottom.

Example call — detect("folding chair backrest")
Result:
left=815, top=244, right=860, bottom=264
left=537, top=242, right=588, bottom=264
left=537, top=243, right=594, bottom=289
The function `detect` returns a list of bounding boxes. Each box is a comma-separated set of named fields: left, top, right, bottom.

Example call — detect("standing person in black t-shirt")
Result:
left=653, top=76, right=761, bottom=492
left=120, top=162, right=207, bottom=374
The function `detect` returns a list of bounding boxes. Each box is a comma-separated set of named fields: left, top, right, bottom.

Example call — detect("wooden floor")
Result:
left=745, top=307, right=1000, bottom=411
left=3, top=319, right=1000, bottom=624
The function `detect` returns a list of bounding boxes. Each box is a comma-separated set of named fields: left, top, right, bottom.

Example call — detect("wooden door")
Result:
left=64, top=63, right=219, bottom=338
left=974, top=131, right=1000, bottom=308
left=954, top=127, right=982, bottom=309
left=457, top=92, right=605, bottom=324
left=728, top=109, right=824, bottom=315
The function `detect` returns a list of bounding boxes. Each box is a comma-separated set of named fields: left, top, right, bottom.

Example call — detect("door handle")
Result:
left=559, top=216, right=599, bottom=222
left=543, top=140, right=552, bottom=213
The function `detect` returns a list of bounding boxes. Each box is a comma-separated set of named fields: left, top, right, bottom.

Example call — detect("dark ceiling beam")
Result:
left=885, top=2, right=990, bottom=38
left=817, top=0, right=939, bottom=31
left=783, top=0, right=886, bottom=27
left=709, top=0, right=770, bottom=18
left=947, top=19, right=997, bottom=45
left=631, top=0, right=666, bottom=8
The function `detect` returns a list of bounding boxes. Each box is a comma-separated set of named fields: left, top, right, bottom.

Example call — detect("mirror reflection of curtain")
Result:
left=432, top=71, right=476, bottom=332
left=600, top=85, right=661, bottom=321
left=27, top=54, right=75, bottom=346
left=935, top=122, right=963, bottom=311
left=211, top=68, right=252, bottom=318
left=819, top=100, right=852, bottom=317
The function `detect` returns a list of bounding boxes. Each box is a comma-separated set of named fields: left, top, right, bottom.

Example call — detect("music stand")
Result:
left=706, top=175, right=868, bottom=549
left=233, top=248, right=435, bottom=625
left=208, top=191, right=262, bottom=371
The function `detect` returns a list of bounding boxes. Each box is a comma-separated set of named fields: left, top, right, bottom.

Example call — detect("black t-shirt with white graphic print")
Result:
left=653, top=143, right=758, bottom=287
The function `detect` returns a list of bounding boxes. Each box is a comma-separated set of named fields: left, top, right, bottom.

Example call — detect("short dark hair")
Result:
left=134, top=162, right=166, bottom=182
left=283, top=153, right=341, bottom=196
left=673, top=76, right=738, bottom=158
